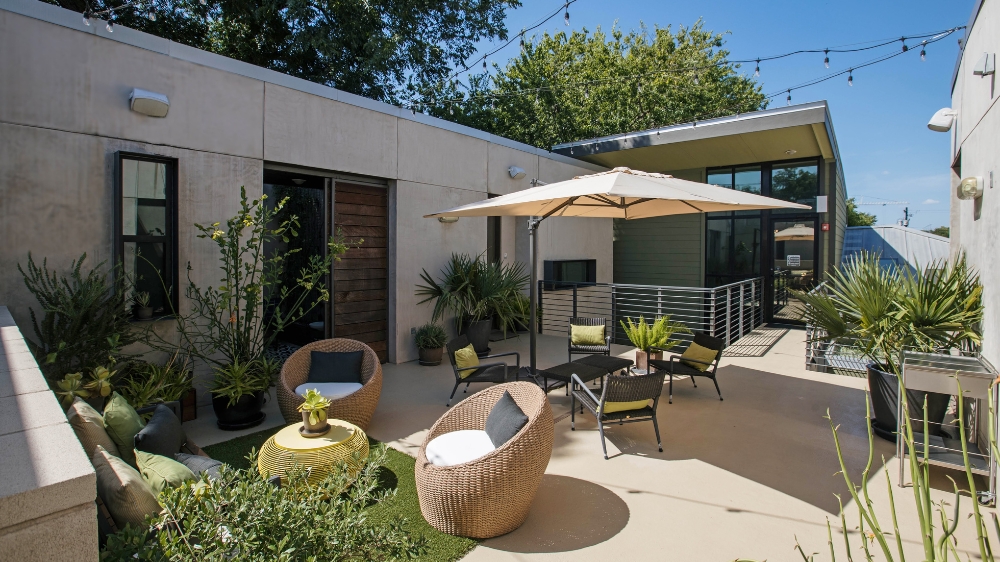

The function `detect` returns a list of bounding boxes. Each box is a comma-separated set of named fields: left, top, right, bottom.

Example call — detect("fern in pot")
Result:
left=796, top=250, right=983, bottom=440
left=620, top=315, right=691, bottom=372
left=414, top=323, right=447, bottom=366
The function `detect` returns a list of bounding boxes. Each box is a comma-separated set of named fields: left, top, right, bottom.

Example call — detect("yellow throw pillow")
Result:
left=571, top=324, right=605, bottom=346
left=681, top=342, right=718, bottom=372
left=454, top=344, right=480, bottom=379
left=603, top=399, right=653, bottom=414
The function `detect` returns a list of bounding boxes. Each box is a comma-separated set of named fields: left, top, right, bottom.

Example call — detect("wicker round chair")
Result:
left=415, top=382, right=554, bottom=538
left=277, top=339, right=383, bottom=431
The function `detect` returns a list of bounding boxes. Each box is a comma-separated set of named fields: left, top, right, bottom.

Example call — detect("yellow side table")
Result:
left=258, top=419, right=369, bottom=485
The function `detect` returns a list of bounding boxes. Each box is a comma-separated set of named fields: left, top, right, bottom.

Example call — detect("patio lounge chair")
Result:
left=571, top=372, right=665, bottom=459
left=277, top=339, right=383, bottom=430
left=445, top=335, right=520, bottom=406
left=568, top=317, right=612, bottom=363
left=648, top=332, right=725, bottom=404
left=415, top=382, right=554, bottom=538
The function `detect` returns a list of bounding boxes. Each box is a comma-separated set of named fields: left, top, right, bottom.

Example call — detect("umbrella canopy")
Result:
left=424, top=167, right=810, bottom=219
left=774, top=224, right=815, bottom=241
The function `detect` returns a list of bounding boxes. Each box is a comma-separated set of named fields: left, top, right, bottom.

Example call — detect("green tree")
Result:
left=846, top=197, right=877, bottom=226
left=419, top=22, right=767, bottom=149
left=925, top=225, right=950, bottom=237
left=46, top=0, right=518, bottom=104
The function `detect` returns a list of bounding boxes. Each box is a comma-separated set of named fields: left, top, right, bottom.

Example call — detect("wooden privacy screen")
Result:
left=333, top=183, right=388, bottom=362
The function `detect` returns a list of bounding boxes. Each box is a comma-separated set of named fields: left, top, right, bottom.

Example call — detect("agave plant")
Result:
left=795, top=251, right=982, bottom=374
left=619, top=315, right=690, bottom=352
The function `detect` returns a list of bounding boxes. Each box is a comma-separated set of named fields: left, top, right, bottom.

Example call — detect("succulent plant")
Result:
left=84, top=365, right=116, bottom=399
left=297, top=388, right=332, bottom=426
left=134, top=291, right=151, bottom=308
left=55, top=372, right=90, bottom=407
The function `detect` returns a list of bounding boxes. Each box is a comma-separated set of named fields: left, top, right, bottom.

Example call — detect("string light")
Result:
left=786, top=89, right=791, bottom=105
left=920, top=41, right=927, bottom=61
left=483, top=58, right=487, bottom=71
left=82, top=11, right=91, bottom=25
left=564, top=3, right=570, bottom=26
left=900, top=37, right=908, bottom=52
left=823, top=49, right=830, bottom=68
left=848, top=69, right=853, bottom=86
left=520, top=31, right=525, bottom=53
left=754, top=59, right=760, bottom=77
left=693, top=72, right=699, bottom=86
left=147, top=10, right=156, bottom=21
left=106, top=19, right=114, bottom=32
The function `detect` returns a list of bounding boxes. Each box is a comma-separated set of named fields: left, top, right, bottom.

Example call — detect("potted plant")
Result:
left=415, top=323, right=447, bottom=366
left=620, top=315, right=691, bottom=372
left=416, top=253, right=528, bottom=356
left=797, top=251, right=983, bottom=441
left=297, top=388, right=332, bottom=436
left=142, top=188, right=358, bottom=430
left=133, top=291, right=153, bottom=320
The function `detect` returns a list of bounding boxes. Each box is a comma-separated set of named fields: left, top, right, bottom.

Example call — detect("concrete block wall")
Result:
left=0, top=306, right=97, bottom=561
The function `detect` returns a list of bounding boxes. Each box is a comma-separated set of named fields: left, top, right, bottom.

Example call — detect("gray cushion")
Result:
left=485, top=391, right=529, bottom=448
left=133, top=404, right=187, bottom=458
left=308, top=351, right=364, bottom=384
left=174, top=453, right=225, bottom=481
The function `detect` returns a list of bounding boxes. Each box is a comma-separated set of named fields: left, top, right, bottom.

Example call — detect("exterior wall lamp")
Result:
left=438, top=217, right=459, bottom=223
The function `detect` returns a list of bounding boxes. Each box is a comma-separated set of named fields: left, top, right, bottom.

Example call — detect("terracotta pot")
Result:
left=301, top=410, right=331, bottom=435
left=418, top=347, right=443, bottom=366
left=634, top=350, right=662, bottom=372
left=180, top=387, right=197, bottom=422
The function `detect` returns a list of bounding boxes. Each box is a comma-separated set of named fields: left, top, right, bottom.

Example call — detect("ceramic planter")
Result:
left=462, top=318, right=493, bottom=357
left=418, top=347, right=444, bottom=366
left=634, top=350, right=662, bottom=373
left=135, top=306, right=153, bottom=320
left=867, top=363, right=950, bottom=442
left=212, top=390, right=267, bottom=431
left=301, top=410, right=331, bottom=436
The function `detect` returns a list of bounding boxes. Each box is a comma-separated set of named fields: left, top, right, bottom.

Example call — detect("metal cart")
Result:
left=897, top=351, right=998, bottom=504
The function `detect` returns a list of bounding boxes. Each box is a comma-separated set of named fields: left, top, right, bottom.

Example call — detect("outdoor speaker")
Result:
left=129, top=88, right=170, bottom=118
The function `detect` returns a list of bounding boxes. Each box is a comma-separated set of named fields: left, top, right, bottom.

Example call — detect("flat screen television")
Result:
left=543, top=259, right=596, bottom=290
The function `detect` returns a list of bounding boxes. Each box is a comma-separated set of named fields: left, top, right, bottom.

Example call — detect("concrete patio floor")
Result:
left=186, top=327, right=995, bottom=560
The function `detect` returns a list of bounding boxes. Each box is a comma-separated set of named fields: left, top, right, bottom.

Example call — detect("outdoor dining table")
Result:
left=534, top=355, right=634, bottom=394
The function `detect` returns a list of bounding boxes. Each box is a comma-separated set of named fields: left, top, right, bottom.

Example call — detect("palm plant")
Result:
left=415, top=253, right=529, bottom=334
left=619, top=315, right=690, bottom=352
left=795, top=251, right=982, bottom=374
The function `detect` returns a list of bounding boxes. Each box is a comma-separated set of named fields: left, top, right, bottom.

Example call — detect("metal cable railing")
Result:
left=538, top=277, right=763, bottom=347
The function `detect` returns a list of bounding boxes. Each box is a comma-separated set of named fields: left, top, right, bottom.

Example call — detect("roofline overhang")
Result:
left=951, top=0, right=985, bottom=93
left=551, top=101, right=842, bottom=166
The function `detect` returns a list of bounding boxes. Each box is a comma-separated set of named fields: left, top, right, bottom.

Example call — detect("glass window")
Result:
left=733, top=218, right=762, bottom=276
left=734, top=166, right=762, bottom=194
left=706, top=169, right=733, bottom=189
left=771, top=162, right=819, bottom=211
left=116, top=153, right=176, bottom=318
left=705, top=218, right=732, bottom=285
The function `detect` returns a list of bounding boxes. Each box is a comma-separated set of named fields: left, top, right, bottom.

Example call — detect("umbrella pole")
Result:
left=528, top=217, right=540, bottom=378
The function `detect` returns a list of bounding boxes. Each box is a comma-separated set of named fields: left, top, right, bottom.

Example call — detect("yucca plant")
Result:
left=619, top=315, right=690, bottom=352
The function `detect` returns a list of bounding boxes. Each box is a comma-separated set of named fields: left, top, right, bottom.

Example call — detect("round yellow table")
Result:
left=257, top=419, right=369, bottom=485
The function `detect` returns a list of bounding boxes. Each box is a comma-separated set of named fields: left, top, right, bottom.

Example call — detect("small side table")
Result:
left=258, top=419, right=369, bottom=485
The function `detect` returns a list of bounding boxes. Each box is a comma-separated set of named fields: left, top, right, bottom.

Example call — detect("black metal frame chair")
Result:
left=570, top=372, right=665, bottom=459
left=648, top=332, right=725, bottom=404
left=567, top=317, right=611, bottom=363
left=445, top=335, right=520, bottom=406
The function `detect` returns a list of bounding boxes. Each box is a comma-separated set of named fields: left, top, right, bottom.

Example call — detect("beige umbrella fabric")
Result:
left=774, top=224, right=815, bottom=241
left=425, top=167, right=811, bottom=220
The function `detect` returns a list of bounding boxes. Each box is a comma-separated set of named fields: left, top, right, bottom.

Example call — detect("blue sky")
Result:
left=468, top=0, right=973, bottom=229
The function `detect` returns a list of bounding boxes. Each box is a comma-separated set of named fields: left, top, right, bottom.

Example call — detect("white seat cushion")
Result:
left=294, top=382, right=363, bottom=401
left=425, top=429, right=496, bottom=467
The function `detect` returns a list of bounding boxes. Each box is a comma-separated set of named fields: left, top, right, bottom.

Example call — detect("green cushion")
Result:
left=135, top=450, right=196, bottom=494
left=571, top=324, right=605, bottom=346
left=66, top=397, right=120, bottom=459
left=681, top=342, right=718, bottom=372
left=92, top=445, right=161, bottom=529
left=103, top=392, right=145, bottom=467
left=454, top=344, right=479, bottom=379
left=603, top=399, right=652, bottom=414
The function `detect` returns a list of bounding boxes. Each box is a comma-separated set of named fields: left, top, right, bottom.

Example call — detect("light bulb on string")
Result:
left=106, top=19, right=114, bottom=32
left=786, top=90, right=791, bottom=106
left=693, top=72, right=699, bottom=86
left=920, top=41, right=927, bottom=61
left=519, top=32, right=525, bottom=53
left=147, top=10, right=156, bottom=21
left=848, top=69, right=853, bottom=86
left=563, top=3, right=569, bottom=26
left=824, top=49, right=829, bottom=68
left=901, top=37, right=908, bottom=52
left=82, top=11, right=91, bottom=25
left=754, top=59, right=760, bottom=77
left=482, top=58, right=487, bottom=71
left=449, top=103, right=454, bottom=116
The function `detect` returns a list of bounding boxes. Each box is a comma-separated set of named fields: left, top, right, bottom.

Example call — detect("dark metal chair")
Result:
left=567, top=317, right=611, bottom=363
left=570, top=372, right=666, bottom=459
left=648, top=332, right=725, bottom=404
left=445, top=336, right=520, bottom=406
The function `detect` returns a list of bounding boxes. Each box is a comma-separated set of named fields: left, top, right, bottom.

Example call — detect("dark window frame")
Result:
left=113, top=151, right=179, bottom=316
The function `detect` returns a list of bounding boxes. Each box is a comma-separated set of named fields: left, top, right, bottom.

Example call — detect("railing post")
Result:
left=751, top=279, right=758, bottom=328
left=739, top=281, right=745, bottom=337
left=725, top=286, right=732, bottom=346
left=572, top=285, right=578, bottom=318
left=708, top=288, right=716, bottom=338
left=611, top=284, right=617, bottom=343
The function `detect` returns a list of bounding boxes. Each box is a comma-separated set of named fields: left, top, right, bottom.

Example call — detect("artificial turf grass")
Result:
left=202, top=426, right=478, bottom=562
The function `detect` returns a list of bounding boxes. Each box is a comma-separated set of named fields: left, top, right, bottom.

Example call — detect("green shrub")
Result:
left=414, top=323, right=448, bottom=349
left=101, top=445, right=427, bottom=561
left=116, top=356, right=193, bottom=411
left=619, top=315, right=690, bottom=352
left=18, top=253, right=136, bottom=381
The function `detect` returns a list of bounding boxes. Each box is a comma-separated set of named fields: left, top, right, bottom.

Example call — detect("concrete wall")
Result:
left=950, top=0, right=1000, bottom=364
left=0, top=3, right=605, bottom=372
left=0, top=306, right=97, bottom=561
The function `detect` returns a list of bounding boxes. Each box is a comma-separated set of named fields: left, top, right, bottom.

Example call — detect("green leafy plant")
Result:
left=619, top=315, right=690, bottom=352
left=18, top=253, right=136, bottom=381
left=144, top=187, right=359, bottom=398
left=297, top=389, right=332, bottom=425
left=209, top=358, right=277, bottom=407
left=414, top=323, right=447, bottom=350
left=84, top=365, right=115, bottom=400
left=100, top=445, right=427, bottom=561
left=55, top=372, right=89, bottom=408
left=416, top=253, right=528, bottom=334
left=117, top=355, right=193, bottom=411
left=133, top=291, right=150, bottom=308
left=796, top=251, right=983, bottom=374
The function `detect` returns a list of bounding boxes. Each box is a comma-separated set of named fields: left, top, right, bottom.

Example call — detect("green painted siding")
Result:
left=613, top=214, right=704, bottom=287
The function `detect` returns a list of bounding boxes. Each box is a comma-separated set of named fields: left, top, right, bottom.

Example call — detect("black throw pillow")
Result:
left=307, top=350, right=364, bottom=384
left=133, top=404, right=187, bottom=458
left=485, top=391, right=529, bottom=448
left=174, top=453, right=226, bottom=482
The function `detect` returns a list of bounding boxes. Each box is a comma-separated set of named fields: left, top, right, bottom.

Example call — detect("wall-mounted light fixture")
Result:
left=927, top=107, right=957, bottom=132
left=129, top=88, right=170, bottom=117
left=957, top=176, right=984, bottom=200
left=438, top=217, right=459, bottom=223
left=508, top=166, right=526, bottom=179
left=973, top=53, right=995, bottom=76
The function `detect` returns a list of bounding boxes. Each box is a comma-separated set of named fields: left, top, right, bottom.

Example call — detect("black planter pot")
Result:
left=212, top=390, right=267, bottom=431
left=867, top=364, right=951, bottom=442
left=462, top=318, right=493, bottom=357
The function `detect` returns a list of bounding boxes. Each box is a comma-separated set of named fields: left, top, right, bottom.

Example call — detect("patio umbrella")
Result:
left=774, top=224, right=815, bottom=241
left=424, top=167, right=811, bottom=377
